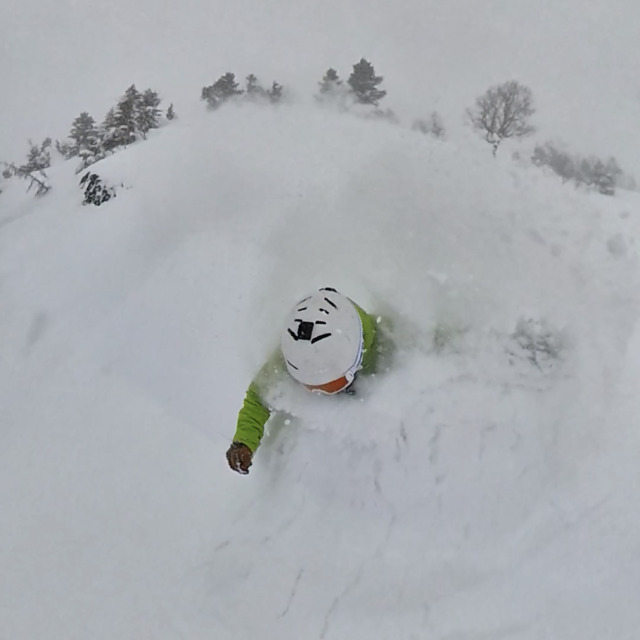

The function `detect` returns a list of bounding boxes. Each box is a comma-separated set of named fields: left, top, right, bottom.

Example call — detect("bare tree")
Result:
left=467, top=80, right=536, bottom=155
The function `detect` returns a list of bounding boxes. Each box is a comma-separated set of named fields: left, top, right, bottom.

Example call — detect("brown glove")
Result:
left=226, top=442, right=253, bottom=475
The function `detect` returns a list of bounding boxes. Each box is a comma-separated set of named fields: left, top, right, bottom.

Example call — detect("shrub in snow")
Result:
left=412, top=112, right=446, bottom=139
left=358, top=107, right=399, bottom=124
left=432, top=323, right=467, bottom=354
left=531, top=142, right=576, bottom=183
left=267, top=81, right=284, bottom=104
left=467, top=80, right=536, bottom=155
left=576, top=156, right=620, bottom=196
left=532, top=142, right=630, bottom=196
left=510, top=318, right=565, bottom=370
left=80, top=172, right=116, bottom=206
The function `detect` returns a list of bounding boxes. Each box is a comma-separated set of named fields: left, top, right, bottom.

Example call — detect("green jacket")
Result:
left=232, top=302, right=378, bottom=452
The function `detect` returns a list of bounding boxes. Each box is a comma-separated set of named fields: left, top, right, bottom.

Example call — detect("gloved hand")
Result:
left=226, top=442, right=253, bottom=474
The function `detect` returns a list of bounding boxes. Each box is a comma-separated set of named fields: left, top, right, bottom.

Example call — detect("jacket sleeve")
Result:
left=232, top=350, right=285, bottom=452
left=353, top=303, right=379, bottom=374
left=232, top=383, right=271, bottom=452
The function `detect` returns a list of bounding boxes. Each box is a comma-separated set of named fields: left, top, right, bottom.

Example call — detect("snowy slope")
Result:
left=2, top=104, right=640, bottom=640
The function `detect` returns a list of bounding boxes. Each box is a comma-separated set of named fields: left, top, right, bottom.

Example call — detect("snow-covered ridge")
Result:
left=2, top=103, right=640, bottom=640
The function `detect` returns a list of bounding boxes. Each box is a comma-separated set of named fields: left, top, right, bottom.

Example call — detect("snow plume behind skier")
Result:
left=226, top=288, right=381, bottom=474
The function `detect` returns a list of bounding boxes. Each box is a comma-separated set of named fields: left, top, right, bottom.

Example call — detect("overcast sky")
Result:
left=2, top=0, right=639, bottom=172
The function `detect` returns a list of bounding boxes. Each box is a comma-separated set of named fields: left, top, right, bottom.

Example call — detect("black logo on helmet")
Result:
left=288, top=320, right=331, bottom=344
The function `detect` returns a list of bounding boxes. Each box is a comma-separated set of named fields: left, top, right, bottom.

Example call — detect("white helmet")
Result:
left=281, top=288, right=364, bottom=393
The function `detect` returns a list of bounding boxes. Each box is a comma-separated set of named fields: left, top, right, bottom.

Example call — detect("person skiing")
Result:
left=226, top=287, right=380, bottom=474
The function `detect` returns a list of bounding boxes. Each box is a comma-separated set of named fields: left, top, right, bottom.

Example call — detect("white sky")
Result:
left=2, top=0, right=640, bottom=172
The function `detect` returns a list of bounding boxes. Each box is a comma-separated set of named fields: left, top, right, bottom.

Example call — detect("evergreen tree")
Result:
left=268, top=81, right=283, bottom=104
left=166, top=103, right=177, bottom=120
left=100, top=108, right=120, bottom=151
left=245, top=74, right=266, bottom=99
left=137, top=89, right=162, bottom=137
left=317, top=68, right=342, bottom=94
left=66, top=112, right=100, bottom=158
left=201, top=73, right=244, bottom=109
left=102, top=85, right=141, bottom=150
left=55, top=140, right=75, bottom=159
left=315, top=68, right=349, bottom=106
left=22, top=138, right=52, bottom=173
left=347, top=59, right=387, bottom=106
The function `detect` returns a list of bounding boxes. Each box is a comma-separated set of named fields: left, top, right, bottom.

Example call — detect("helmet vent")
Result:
left=311, top=333, right=331, bottom=344
left=324, top=297, right=338, bottom=309
left=319, top=308, right=330, bottom=314
left=286, top=359, right=299, bottom=370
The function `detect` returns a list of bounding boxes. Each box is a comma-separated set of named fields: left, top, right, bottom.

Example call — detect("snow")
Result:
left=2, top=103, right=640, bottom=639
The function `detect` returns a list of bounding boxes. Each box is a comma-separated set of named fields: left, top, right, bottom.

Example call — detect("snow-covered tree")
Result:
left=467, top=80, right=536, bottom=155
left=315, top=68, right=351, bottom=109
left=347, top=59, right=387, bottom=106
left=201, top=73, right=244, bottom=109
left=102, top=85, right=141, bottom=150
left=21, top=138, right=52, bottom=173
left=59, top=112, right=101, bottom=159
left=55, top=140, right=75, bottom=159
left=316, top=68, right=342, bottom=100
left=137, top=89, right=162, bottom=137
left=318, top=68, right=341, bottom=94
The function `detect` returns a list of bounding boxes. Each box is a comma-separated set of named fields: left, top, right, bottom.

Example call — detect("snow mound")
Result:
left=2, top=104, right=640, bottom=640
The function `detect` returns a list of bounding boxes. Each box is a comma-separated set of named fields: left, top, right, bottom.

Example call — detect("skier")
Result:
left=226, top=287, right=380, bottom=474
